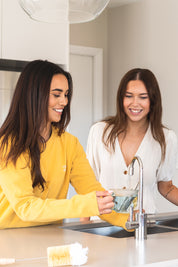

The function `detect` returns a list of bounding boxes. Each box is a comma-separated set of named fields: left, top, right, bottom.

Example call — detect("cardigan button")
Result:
left=124, top=170, right=127, bottom=175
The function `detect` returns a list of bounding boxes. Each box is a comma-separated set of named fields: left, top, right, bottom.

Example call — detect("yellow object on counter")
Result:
left=47, top=243, right=88, bottom=266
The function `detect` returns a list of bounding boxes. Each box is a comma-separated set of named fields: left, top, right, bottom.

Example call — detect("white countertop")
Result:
left=0, top=224, right=178, bottom=267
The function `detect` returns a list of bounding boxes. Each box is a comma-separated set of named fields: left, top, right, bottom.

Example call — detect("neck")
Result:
left=40, top=123, right=52, bottom=141
left=126, top=119, right=149, bottom=135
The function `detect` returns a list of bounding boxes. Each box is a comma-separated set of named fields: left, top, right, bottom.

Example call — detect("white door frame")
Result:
left=70, top=45, right=103, bottom=122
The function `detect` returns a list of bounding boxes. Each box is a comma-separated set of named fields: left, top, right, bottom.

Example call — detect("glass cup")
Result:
left=110, top=188, right=138, bottom=213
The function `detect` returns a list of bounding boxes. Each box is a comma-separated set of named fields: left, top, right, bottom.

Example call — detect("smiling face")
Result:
left=123, top=80, right=150, bottom=124
left=48, top=74, right=69, bottom=125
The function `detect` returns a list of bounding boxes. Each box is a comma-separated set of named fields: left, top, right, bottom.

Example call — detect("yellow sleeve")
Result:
left=0, top=133, right=129, bottom=230
left=100, top=212, right=130, bottom=230
left=68, top=137, right=129, bottom=229
left=0, top=156, right=100, bottom=223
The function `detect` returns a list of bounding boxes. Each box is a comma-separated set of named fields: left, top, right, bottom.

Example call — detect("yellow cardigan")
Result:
left=0, top=127, right=129, bottom=229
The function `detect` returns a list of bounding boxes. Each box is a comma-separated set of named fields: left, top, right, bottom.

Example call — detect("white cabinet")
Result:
left=1, top=0, right=69, bottom=67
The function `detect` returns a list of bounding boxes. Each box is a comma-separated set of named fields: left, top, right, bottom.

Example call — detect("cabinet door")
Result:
left=69, top=46, right=103, bottom=150
left=1, top=0, right=69, bottom=66
left=69, top=54, right=93, bottom=150
left=66, top=46, right=103, bottom=222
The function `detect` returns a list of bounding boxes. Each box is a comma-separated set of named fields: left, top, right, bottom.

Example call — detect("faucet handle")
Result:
left=125, top=205, right=139, bottom=230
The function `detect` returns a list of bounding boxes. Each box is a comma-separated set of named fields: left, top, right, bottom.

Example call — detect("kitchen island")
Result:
left=0, top=222, right=178, bottom=267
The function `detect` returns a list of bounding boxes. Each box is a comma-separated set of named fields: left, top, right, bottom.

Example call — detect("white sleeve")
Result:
left=86, top=123, right=102, bottom=181
left=157, top=130, right=178, bottom=182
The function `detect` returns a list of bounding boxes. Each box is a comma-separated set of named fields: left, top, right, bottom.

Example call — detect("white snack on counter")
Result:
left=47, top=242, right=88, bottom=266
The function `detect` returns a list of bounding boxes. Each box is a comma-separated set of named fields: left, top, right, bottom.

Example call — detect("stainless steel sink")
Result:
left=60, top=212, right=178, bottom=238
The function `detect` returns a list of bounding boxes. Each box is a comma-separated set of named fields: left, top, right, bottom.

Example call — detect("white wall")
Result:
left=108, top=0, right=178, bottom=212
left=70, top=9, right=108, bottom=118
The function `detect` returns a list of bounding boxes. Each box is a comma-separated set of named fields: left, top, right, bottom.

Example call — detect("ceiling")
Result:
left=108, top=0, right=139, bottom=8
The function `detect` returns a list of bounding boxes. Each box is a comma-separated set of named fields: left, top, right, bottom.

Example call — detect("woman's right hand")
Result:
left=96, top=191, right=114, bottom=215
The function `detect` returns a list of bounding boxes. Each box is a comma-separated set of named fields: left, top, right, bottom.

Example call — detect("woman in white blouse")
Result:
left=82, top=68, right=178, bottom=220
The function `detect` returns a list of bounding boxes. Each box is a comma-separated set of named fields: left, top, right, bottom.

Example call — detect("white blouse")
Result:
left=86, top=122, right=178, bottom=213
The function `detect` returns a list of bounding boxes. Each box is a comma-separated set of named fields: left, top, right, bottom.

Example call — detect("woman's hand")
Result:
left=96, top=191, right=114, bottom=215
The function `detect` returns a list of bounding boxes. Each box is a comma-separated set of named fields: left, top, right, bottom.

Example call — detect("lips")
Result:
left=129, top=108, right=142, bottom=114
left=53, top=108, right=63, bottom=113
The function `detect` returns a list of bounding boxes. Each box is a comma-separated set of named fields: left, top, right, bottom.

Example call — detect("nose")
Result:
left=59, top=94, right=68, bottom=106
left=132, top=96, right=139, bottom=105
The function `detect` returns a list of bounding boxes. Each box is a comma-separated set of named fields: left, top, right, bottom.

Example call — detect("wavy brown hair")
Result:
left=103, top=68, right=166, bottom=159
left=0, top=60, right=73, bottom=190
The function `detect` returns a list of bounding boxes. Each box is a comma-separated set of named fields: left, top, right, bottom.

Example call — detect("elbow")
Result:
left=158, top=180, right=174, bottom=198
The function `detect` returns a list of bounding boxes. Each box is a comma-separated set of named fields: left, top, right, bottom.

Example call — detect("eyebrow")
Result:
left=51, top=88, right=69, bottom=92
left=125, top=92, right=148, bottom=95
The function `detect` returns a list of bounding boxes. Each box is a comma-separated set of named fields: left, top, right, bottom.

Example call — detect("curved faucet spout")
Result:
left=129, top=156, right=143, bottom=214
left=128, top=156, right=146, bottom=240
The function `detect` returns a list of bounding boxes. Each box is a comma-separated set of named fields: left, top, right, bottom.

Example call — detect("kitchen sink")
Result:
left=77, top=223, right=178, bottom=238
left=60, top=212, right=178, bottom=238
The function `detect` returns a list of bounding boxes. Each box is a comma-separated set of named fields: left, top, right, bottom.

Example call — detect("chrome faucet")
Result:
left=126, top=156, right=147, bottom=240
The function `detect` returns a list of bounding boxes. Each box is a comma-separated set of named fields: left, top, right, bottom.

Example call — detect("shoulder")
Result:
left=52, top=127, right=79, bottom=146
left=163, top=128, right=178, bottom=150
left=88, top=121, right=109, bottom=141
left=52, top=129, right=86, bottom=160
left=163, top=128, right=177, bottom=142
left=89, top=121, right=112, bottom=136
left=90, top=121, right=107, bottom=132
left=61, top=132, right=80, bottom=149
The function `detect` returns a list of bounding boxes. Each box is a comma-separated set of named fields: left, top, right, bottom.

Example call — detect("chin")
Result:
left=54, top=119, right=61, bottom=123
left=53, top=116, right=62, bottom=122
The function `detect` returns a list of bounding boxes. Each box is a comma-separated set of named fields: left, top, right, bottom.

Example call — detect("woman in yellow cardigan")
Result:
left=0, top=59, right=129, bottom=229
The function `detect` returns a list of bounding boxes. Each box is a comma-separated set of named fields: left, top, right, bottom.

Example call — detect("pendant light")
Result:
left=18, top=0, right=110, bottom=24
left=69, top=0, right=110, bottom=24
left=19, top=0, right=68, bottom=23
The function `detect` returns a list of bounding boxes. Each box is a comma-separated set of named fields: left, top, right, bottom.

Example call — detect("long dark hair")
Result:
left=0, top=59, right=73, bottom=189
left=103, top=68, right=166, bottom=159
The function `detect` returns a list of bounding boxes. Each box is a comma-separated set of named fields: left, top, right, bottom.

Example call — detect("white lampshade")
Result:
left=19, top=0, right=110, bottom=24
left=19, top=0, right=68, bottom=23
left=69, top=0, right=110, bottom=24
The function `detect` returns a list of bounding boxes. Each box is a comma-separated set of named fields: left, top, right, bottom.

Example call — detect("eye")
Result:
left=125, top=94, right=132, bottom=98
left=140, top=96, right=149, bottom=100
left=53, top=94, right=60, bottom=98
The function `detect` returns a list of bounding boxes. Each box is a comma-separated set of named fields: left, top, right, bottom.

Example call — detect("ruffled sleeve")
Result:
left=157, top=129, right=178, bottom=182
left=86, top=122, right=105, bottom=180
